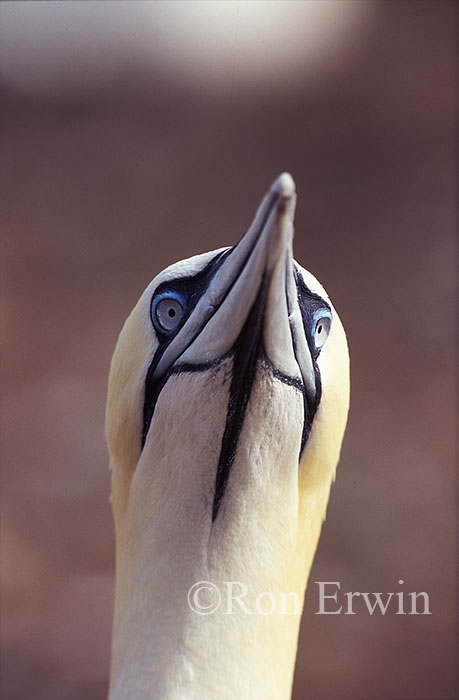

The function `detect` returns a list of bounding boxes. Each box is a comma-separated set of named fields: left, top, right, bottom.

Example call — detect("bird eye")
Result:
left=313, top=309, right=332, bottom=351
left=151, top=292, right=185, bottom=333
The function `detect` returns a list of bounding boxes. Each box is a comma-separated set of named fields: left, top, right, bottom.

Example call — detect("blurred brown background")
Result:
left=1, top=2, right=457, bottom=699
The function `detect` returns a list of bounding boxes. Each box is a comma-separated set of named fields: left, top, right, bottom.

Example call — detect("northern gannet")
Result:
left=106, top=173, right=350, bottom=700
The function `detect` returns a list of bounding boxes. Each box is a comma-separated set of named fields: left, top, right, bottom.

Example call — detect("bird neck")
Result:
left=109, top=552, right=306, bottom=700
left=108, top=370, right=336, bottom=700
left=108, top=528, right=318, bottom=700
left=109, top=486, right=330, bottom=699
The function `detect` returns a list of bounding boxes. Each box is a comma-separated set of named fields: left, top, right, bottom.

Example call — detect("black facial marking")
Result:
left=300, top=372, right=321, bottom=452
left=212, top=275, right=269, bottom=521
left=294, top=268, right=331, bottom=359
left=293, top=266, right=330, bottom=451
left=212, top=272, right=330, bottom=520
left=142, top=249, right=230, bottom=447
left=142, top=195, right=278, bottom=448
left=141, top=236, right=331, bottom=523
left=150, top=249, right=230, bottom=345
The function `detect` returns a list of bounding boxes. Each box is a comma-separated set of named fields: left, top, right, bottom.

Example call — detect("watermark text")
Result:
left=315, top=581, right=432, bottom=615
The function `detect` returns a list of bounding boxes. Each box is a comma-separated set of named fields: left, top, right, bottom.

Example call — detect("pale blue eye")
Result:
left=151, top=292, right=186, bottom=333
left=312, top=309, right=332, bottom=350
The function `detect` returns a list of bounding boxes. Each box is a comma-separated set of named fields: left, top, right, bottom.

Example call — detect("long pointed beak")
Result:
left=153, top=173, right=316, bottom=402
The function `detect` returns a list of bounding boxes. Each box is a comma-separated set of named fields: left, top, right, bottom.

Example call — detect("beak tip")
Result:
left=273, top=172, right=296, bottom=198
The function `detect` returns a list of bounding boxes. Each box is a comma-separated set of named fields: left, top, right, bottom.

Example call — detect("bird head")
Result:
left=106, top=172, right=349, bottom=611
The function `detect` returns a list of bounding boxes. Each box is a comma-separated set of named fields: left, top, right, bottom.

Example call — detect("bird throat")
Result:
left=141, top=272, right=319, bottom=524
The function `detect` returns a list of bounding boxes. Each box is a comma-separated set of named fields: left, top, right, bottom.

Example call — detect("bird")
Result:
left=105, top=173, right=350, bottom=700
